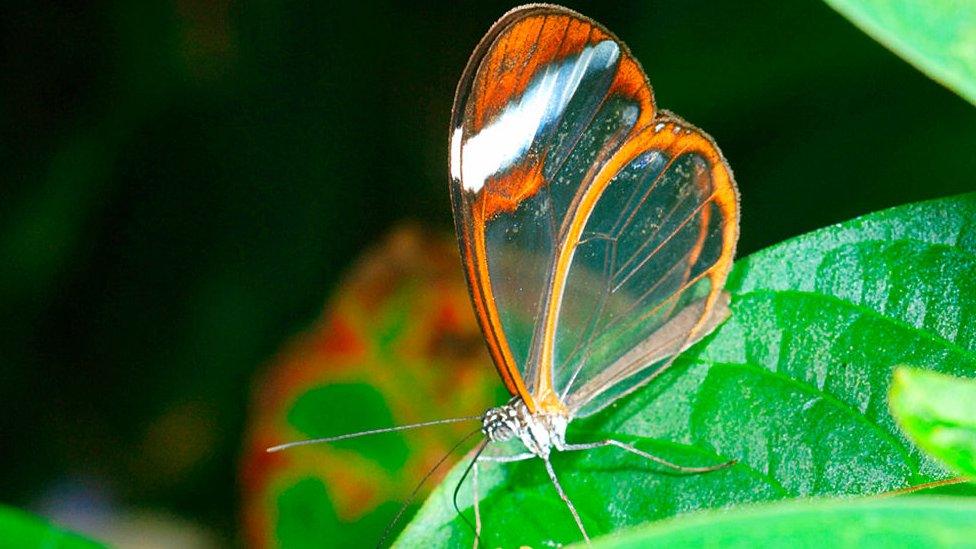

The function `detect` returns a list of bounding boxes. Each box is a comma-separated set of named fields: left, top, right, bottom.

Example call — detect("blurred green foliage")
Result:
left=826, top=0, right=976, bottom=106
left=2, top=0, right=975, bottom=544
left=891, top=367, right=976, bottom=478
left=239, top=227, right=502, bottom=547
left=0, top=506, right=101, bottom=548
left=590, top=498, right=976, bottom=548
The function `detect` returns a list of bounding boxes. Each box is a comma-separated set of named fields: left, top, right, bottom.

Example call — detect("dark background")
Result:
left=2, top=0, right=974, bottom=544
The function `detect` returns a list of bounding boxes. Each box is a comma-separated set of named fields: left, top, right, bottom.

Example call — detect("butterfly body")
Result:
left=482, top=399, right=567, bottom=459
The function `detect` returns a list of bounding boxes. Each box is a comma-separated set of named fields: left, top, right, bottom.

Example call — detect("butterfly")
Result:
left=270, top=3, right=740, bottom=545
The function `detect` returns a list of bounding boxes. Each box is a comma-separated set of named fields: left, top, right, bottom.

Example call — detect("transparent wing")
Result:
left=449, top=5, right=654, bottom=411
left=449, top=6, right=738, bottom=415
left=556, top=115, right=739, bottom=416
left=564, top=291, right=732, bottom=415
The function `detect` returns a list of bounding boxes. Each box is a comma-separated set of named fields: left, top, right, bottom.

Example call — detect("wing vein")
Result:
left=611, top=190, right=716, bottom=293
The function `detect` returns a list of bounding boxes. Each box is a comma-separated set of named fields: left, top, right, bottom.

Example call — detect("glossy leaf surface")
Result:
left=397, top=193, right=976, bottom=547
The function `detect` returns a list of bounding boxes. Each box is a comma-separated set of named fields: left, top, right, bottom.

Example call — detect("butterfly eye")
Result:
left=482, top=408, right=516, bottom=441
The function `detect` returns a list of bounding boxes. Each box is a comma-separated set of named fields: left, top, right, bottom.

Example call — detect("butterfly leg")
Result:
left=561, top=439, right=735, bottom=473
left=543, top=457, right=590, bottom=543
left=469, top=451, right=535, bottom=549
left=478, top=452, right=535, bottom=463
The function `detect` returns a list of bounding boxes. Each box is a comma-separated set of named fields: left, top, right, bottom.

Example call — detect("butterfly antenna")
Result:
left=376, top=426, right=483, bottom=548
left=266, top=415, right=482, bottom=453
left=452, top=438, right=489, bottom=541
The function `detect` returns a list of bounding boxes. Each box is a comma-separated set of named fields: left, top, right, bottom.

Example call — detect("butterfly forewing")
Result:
left=450, top=5, right=738, bottom=416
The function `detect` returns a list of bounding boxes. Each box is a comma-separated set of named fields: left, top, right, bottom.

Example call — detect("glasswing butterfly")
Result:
left=270, top=3, right=740, bottom=544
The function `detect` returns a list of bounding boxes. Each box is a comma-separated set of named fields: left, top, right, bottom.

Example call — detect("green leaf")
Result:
left=287, top=383, right=411, bottom=472
left=590, top=497, right=976, bottom=548
left=0, top=506, right=103, bottom=548
left=396, top=193, right=976, bottom=548
left=890, top=366, right=976, bottom=477
left=824, top=0, right=976, bottom=106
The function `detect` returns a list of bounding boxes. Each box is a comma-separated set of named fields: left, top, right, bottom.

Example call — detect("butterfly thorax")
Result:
left=482, top=398, right=569, bottom=459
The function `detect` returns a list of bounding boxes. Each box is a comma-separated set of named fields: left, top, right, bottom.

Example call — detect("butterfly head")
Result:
left=482, top=398, right=568, bottom=459
left=481, top=400, right=521, bottom=442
